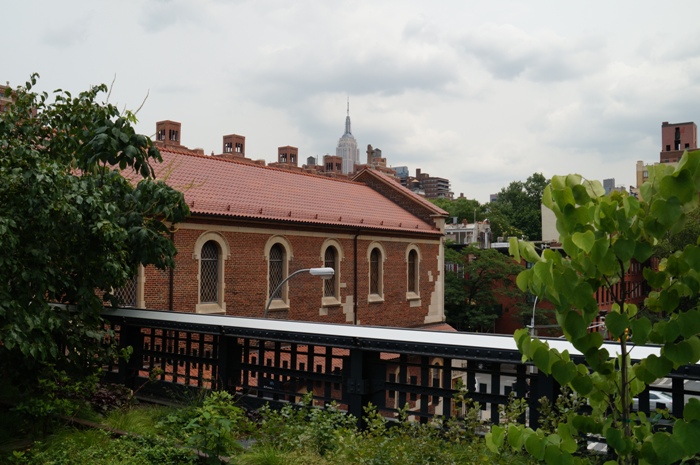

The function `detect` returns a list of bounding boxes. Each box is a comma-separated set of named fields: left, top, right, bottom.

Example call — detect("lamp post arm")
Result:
left=264, top=268, right=311, bottom=318
left=530, top=295, right=538, bottom=336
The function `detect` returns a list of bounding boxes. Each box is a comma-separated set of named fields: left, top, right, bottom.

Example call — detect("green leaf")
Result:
left=605, top=311, right=629, bottom=339
left=571, top=372, right=593, bottom=395
left=533, top=346, right=552, bottom=373
left=673, top=419, right=700, bottom=457
left=643, top=354, right=673, bottom=379
left=630, top=317, right=652, bottom=345
left=633, top=242, right=653, bottom=263
left=551, top=360, right=577, bottom=385
left=663, top=341, right=694, bottom=367
left=572, top=230, right=595, bottom=253
left=684, top=398, right=700, bottom=422
left=507, top=424, right=524, bottom=450
left=509, top=237, right=521, bottom=263
left=677, top=310, right=700, bottom=339
left=660, top=168, right=695, bottom=204
left=486, top=426, right=505, bottom=453
left=612, top=237, right=636, bottom=263
left=605, top=427, right=626, bottom=455
left=525, top=433, right=546, bottom=461
left=652, top=432, right=684, bottom=465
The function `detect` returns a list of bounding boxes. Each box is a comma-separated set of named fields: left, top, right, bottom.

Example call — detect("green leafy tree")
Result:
left=445, top=245, right=528, bottom=332
left=0, top=76, right=189, bottom=399
left=487, top=153, right=700, bottom=464
left=431, top=197, right=486, bottom=224
left=489, top=173, right=548, bottom=241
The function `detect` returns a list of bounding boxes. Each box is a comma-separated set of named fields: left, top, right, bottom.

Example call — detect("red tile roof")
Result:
left=152, top=149, right=444, bottom=235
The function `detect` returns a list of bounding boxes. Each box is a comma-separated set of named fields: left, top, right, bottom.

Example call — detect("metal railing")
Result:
left=102, top=307, right=700, bottom=427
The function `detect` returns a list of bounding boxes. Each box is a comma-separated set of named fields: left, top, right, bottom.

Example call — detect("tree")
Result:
left=430, top=197, right=486, bottom=224
left=488, top=172, right=548, bottom=241
left=0, top=76, right=189, bottom=392
left=487, top=154, right=700, bottom=464
left=444, top=245, right=529, bottom=332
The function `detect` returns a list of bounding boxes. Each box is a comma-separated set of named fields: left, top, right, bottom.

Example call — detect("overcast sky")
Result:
left=5, top=1, right=700, bottom=202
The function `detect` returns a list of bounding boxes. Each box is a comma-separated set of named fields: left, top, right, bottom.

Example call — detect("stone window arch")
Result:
left=367, top=241, right=386, bottom=303
left=321, top=239, right=344, bottom=307
left=193, top=231, right=230, bottom=314
left=406, top=244, right=421, bottom=301
left=264, top=236, right=293, bottom=311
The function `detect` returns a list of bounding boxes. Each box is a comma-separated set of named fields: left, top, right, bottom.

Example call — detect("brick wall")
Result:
left=142, top=220, right=444, bottom=328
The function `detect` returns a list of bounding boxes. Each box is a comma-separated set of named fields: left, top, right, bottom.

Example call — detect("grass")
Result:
left=2, top=391, right=548, bottom=465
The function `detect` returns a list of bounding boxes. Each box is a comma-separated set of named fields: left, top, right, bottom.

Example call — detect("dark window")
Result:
left=370, top=248, right=381, bottom=294
left=407, top=249, right=418, bottom=293
left=269, top=244, right=285, bottom=299
left=200, top=241, right=219, bottom=303
left=324, top=247, right=337, bottom=298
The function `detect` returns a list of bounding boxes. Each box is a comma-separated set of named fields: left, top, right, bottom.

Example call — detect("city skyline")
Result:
left=4, top=1, right=700, bottom=202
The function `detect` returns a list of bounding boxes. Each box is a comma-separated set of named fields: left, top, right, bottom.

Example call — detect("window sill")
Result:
left=196, top=302, right=226, bottom=314
left=267, top=299, right=289, bottom=311
left=406, top=292, right=420, bottom=301
left=368, top=294, right=384, bottom=303
left=322, top=297, right=342, bottom=307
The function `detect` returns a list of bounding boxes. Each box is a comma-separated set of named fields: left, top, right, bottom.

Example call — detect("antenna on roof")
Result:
left=347, top=95, right=349, bottom=116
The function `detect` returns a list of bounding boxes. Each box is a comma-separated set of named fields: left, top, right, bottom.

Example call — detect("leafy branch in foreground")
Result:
left=487, top=151, right=700, bottom=465
left=0, top=75, right=189, bottom=422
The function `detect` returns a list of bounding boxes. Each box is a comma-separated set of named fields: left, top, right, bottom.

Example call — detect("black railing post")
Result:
left=531, top=368, right=556, bottom=427
left=217, top=332, right=241, bottom=392
left=490, top=362, right=501, bottom=422
left=118, top=319, right=143, bottom=390
left=672, top=377, right=684, bottom=418
left=514, top=364, right=528, bottom=424
left=346, top=345, right=383, bottom=428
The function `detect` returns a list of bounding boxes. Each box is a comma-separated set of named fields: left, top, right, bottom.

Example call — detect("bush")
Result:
left=157, top=390, right=251, bottom=463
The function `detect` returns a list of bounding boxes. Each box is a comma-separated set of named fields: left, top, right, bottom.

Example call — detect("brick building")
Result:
left=122, top=142, right=448, bottom=328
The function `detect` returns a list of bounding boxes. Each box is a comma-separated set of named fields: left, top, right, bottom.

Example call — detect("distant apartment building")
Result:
left=445, top=219, right=491, bottom=249
left=414, top=168, right=453, bottom=199
left=660, top=121, right=697, bottom=163
left=635, top=121, right=700, bottom=194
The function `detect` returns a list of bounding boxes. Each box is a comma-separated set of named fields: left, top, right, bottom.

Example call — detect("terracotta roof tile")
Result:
left=151, top=149, right=442, bottom=235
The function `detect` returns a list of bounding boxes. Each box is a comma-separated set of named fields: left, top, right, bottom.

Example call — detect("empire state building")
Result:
left=336, top=100, right=359, bottom=174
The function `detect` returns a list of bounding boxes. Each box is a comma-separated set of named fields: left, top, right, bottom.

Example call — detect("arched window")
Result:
left=194, top=231, right=230, bottom=314
left=405, top=245, right=421, bottom=302
left=370, top=249, right=380, bottom=294
left=324, top=246, right=338, bottom=298
left=200, top=241, right=219, bottom=303
left=408, top=249, right=418, bottom=293
left=111, top=265, right=145, bottom=308
left=368, top=244, right=384, bottom=302
left=269, top=243, right=285, bottom=300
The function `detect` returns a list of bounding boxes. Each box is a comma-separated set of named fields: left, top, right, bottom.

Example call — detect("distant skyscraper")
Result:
left=336, top=98, right=359, bottom=174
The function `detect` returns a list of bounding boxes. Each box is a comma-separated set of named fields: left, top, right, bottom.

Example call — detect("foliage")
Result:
left=157, top=390, right=250, bottom=463
left=255, top=392, right=357, bottom=457
left=431, top=196, right=486, bottom=224
left=90, top=383, right=135, bottom=416
left=445, top=245, right=529, bottom=332
left=8, top=429, right=197, bottom=465
left=14, top=368, right=100, bottom=437
left=0, top=75, right=189, bottom=420
left=488, top=173, right=548, bottom=241
left=495, top=154, right=700, bottom=464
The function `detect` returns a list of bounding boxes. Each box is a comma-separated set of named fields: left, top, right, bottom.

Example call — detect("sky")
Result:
left=5, top=0, right=700, bottom=203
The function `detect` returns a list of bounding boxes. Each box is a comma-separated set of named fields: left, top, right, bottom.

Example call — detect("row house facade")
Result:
left=120, top=145, right=449, bottom=328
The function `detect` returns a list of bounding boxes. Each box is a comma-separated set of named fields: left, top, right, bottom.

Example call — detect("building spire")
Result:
left=344, top=96, right=352, bottom=135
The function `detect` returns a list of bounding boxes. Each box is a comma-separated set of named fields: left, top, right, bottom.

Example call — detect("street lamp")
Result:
left=263, top=267, right=335, bottom=318
left=529, top=295, right=538, bottom=336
